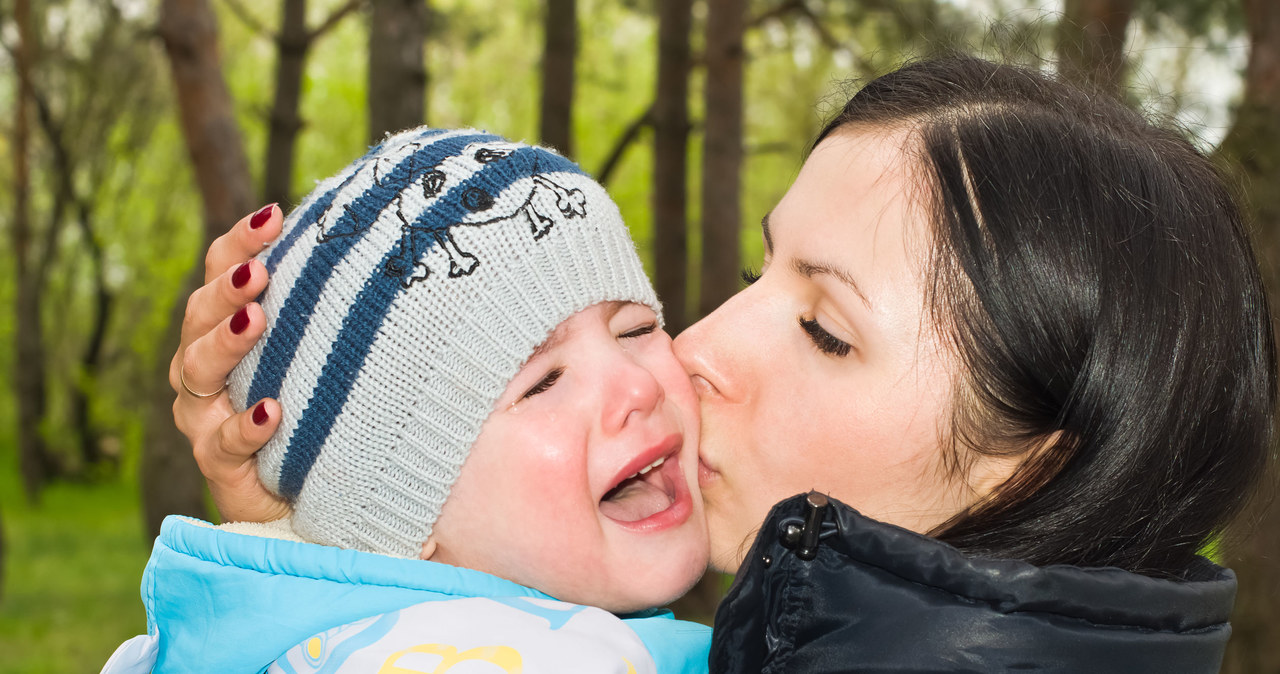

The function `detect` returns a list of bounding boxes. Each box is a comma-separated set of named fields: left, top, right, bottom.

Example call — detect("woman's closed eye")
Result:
left=740, top=267, right=761, bottom=285
left=520, top=367, right=564, bottom=400
left=799, top=316, right=852, bottom=357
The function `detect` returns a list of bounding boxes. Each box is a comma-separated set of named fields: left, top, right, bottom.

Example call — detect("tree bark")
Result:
left=540, top=0, right=576, bottom=157
left=263, top=0, right=310, bottom=206
left=1216, top=1, right=1280, bottom=671
left=1057, top=0, right=1136, bottom=94
left=256, top=0, right=364, bottom=205
left=652, top=0, right=693, bottom=333
left=698, top=0, right=745, bottom=319
left=368, top=0, right=428, bottom=142
left=12, top=0, right=54, bottom=503
left=149, top=0, right=258, bottom=535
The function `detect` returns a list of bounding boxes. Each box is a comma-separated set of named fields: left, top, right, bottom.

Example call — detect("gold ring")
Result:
left=180, top=367, right=227, bottom=399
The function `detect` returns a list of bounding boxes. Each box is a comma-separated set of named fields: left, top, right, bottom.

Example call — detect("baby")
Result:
left=103, top=128, right=710, bottom=674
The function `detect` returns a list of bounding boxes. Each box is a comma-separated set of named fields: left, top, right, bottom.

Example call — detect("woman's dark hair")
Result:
left=815, top=56, right=1277, bottom=577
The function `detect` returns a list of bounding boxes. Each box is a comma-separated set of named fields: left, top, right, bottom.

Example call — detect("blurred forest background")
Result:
left=2, top=0, right=1278, bottom=671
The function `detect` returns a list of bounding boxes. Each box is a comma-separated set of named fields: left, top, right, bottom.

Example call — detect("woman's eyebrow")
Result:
left=761, top=212, right=774, bottom=253
left=791, top=258, right=872, bottom=309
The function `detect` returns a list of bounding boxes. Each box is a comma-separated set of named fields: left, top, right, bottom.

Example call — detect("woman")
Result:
left=172, top=56, right=1274, bottom=672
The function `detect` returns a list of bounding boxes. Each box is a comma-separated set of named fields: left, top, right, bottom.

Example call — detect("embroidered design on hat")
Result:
left=228, top=127, right=661, bottom=556
left=316, top=144, right=588, bottom=286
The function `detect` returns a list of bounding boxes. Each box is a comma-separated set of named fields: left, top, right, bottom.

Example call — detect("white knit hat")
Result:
left=227, top=127, right=659, bottom=558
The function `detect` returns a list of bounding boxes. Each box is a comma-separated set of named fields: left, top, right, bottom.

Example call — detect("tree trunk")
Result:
left=263, top=0, right=310, bottom=206
left=1057, top=0, right=1136, bottom=93
left=12, top=0, right=53, bottom=503
left=652, top=0, right=693, bottom=333
left=540, top=0, right=576, bottom=157
left=368, top=0, right=428, bottom=142
left=698, top=0, right=745, bottom=319
left=1216, top=1, right=1280, bottom=671
left=149, top=0, right=258, bottom=535
left=72, top=199, right=111, bottom=470
left=25, top=48, right=113, bottom=472
left=39, top=104, right=112, bottom=471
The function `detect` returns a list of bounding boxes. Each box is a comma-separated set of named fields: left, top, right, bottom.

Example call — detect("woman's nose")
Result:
left=674, top=287, right=753, bottom=403
left=603, top=354, right=665, bottom=431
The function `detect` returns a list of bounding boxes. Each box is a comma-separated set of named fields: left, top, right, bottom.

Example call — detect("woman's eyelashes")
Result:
left=740, top=267, right=762, bottom=285
left=799, top=316, right=852, bottom=357
left=520, top=367, right=564, bottom=400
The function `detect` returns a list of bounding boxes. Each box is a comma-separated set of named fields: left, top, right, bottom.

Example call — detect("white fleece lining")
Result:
left=180, top=516, right=309, bottom=544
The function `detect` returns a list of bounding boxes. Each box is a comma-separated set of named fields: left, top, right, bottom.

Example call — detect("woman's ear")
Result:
left=420, top=538, right=438, bottom=561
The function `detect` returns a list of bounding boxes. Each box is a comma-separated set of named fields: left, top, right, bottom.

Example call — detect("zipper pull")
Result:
left=779, top=491, right=830, bottom=561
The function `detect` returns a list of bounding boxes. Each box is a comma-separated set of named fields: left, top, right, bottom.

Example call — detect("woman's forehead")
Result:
left=773, top=131, right=926, bottom=263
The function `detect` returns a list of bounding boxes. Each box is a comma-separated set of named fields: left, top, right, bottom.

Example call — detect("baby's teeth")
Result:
left=637, top=457, right=665, bottom=476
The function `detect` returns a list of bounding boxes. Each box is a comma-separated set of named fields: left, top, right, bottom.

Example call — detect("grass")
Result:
left=0, top=474, right=151, bottom=673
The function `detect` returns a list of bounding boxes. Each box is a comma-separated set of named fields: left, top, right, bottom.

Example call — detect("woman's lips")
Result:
left=698, top=457, right=719, bottom=488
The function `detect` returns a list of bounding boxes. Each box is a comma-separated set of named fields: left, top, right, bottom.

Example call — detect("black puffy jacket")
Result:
left=711, top=493, right=1235, bottom=673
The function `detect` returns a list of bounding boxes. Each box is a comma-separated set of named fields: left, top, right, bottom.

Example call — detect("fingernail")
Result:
left=231, top=262, right=252, bottom=289
left=252, top=402, right=269, bottom=425
left=230, top=307, right=250, bottom=335
left=249, top=204, right=276, bottom=229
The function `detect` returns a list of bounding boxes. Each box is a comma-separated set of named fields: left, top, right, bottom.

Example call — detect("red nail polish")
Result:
left=252, top=402, right=269, bottom=425
left=230, top=307, right=250, bottom=335
left=249, top=204, right=275, bottom=229
left=231, top=263, right=252, bottom=289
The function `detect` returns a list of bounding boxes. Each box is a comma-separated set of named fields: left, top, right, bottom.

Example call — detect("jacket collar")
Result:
left=146, top=515, right=551, bottom=672
left=711, top=493, right=1236, bottom=673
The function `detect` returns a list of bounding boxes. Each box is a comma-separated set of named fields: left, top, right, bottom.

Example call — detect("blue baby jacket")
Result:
left=102, top=515, right=711, bottom=673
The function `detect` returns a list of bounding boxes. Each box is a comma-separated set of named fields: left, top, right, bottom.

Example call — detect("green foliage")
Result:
left=1140, top=0, right=1244, bottom=40
left=0, top=475, right=150, bottom=673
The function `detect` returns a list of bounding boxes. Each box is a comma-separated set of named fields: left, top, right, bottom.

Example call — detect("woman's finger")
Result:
left=178, top=258, right=269, bottom=351
left=169, top=301, right=267, bottom=400
left=198, top=398, right=292, bottom=523
left=204, top=203, right=283, bottom=284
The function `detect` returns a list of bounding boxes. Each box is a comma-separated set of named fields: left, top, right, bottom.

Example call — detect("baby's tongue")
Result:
left=599, top=477, right=670, bottom=523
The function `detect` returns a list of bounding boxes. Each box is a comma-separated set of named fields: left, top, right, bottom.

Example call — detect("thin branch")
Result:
left=596, top=105, right=654, bottom=186
left=759, top=1, right=879, bottom=73
left=0, top=31, right=67, bottom=282
left=749, top=0, right=804, bottom=29
left=307, top=0, right=368, bottom=42
left=794, top=3, right=843, bottom=51
left=865, top=0, right=928, bottom=32
left=745, top=0, right=873, bottom=72
left=221, top=0, right=272, bottom=38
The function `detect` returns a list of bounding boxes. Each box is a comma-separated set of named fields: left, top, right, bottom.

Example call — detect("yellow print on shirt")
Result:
left=378, top=644, right=522, bottom=673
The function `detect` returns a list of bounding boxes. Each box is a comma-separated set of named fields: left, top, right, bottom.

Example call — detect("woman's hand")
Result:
left=169, top=204, right=291, bottom=523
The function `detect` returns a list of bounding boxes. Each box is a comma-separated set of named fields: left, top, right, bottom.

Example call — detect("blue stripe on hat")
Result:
left=247, top=132, right=497, bottom=409
left=276, top=144, right=579, bottom=500
left=405, top=148, right=586, bottom=233
left=263, top=127, right=455, bottom=274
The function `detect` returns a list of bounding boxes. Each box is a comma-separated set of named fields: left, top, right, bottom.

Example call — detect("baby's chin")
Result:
left=577, top=554, right=711, bottom=615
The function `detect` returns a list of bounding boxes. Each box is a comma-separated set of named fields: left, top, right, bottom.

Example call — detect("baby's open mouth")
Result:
left=600, top=455, right=677, bottom=523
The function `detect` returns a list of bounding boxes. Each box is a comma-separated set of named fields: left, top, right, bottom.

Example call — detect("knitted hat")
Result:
left=227, top=127, right=659, bottom=558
